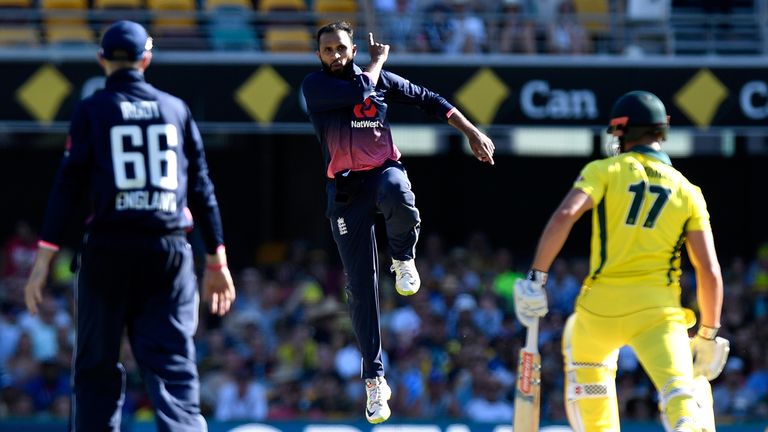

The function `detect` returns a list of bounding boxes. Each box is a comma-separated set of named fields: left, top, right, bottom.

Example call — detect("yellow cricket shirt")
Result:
left=573, top=145, right=711, bottom=316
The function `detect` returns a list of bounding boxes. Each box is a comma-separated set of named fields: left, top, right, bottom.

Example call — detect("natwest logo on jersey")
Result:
left=353, top=97, right=377, bottom=118
left=351, top=97, right=381, bottom=128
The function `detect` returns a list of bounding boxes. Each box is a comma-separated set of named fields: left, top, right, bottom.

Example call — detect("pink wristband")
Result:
left=206, top=262, right=226, bottom=271
left=37, top=240, right=60, bottom=252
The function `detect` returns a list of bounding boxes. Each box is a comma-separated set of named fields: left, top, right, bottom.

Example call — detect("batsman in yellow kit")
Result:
left=513, top=91, right=730, bottom=431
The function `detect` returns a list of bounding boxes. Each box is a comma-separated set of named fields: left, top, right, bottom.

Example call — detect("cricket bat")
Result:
left=513, top=317, right=541, bottom=432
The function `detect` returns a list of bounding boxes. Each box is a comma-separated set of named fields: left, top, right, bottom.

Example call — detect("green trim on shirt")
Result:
left=631, top=145, right=672, bottom=166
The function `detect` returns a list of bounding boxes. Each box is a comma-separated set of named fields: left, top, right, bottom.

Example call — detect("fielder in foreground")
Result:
left=23, top=21, right=235, bottom=431
left=514, top=90, right=729, bottom=432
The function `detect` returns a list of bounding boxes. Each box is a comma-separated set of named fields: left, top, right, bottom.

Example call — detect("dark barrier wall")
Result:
left=2, top=57, right=768, bottom=128
left=1, top=136, right=764, bottom=268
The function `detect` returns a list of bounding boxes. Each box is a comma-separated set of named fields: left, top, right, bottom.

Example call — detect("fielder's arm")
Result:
left=203, top=245, right=235, bottom=317
left=24, top=244, right=58, bottom=315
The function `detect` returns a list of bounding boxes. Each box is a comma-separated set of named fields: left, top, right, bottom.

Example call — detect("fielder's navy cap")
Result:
left=100, top=20, right=153, bottom=61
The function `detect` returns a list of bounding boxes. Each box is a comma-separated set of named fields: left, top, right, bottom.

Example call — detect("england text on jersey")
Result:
left=115, top=190, right=177, bottom=213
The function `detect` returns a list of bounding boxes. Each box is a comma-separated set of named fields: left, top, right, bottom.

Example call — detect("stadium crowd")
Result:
left=374, top=0, right=755, bottom=56
left=1, top=219, right=767, bottom=425
left=0, top=0, right=758, bottom=57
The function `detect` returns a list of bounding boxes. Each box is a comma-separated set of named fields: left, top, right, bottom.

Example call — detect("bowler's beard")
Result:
left=322, top=59, right=355, bottom=77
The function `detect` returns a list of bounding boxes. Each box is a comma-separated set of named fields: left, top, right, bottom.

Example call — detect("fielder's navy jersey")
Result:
left=41, top=69, right=224, bottom=254
left=302, top=64, right=455, bottom=178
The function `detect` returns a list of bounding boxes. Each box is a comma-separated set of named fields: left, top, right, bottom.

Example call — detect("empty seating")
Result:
left=573, top=0, right=609, bottom=36
left=0, top=0, right=34, bottom=27
left=93, top=0, right=143, bottom=8
left=147, top=0, right=197, bottom=30
left=45, top=24, right=95, bottom=45
left=0, top=0, right=32, bottom=7
left=257, top=0, right=305, bottom=13
left=258, top=0, right=307, bottom=29
left=207, top=0, right=251, bottom=9
left=40, top=0, right=93, bottom=46
left=41, top=0, right=89, bottom=25
left=206, top=0, right=258, bottom=50
left=313, top=0, right=356, bottom=27
left=0, top=26, right=41, bottom=47
left=263, top=25, right=312, bottom=52
left=147, top=0, right=207, bottom=49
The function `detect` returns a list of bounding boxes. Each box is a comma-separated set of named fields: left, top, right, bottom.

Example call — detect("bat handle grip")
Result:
left=525, top=318, right=539, bottom=353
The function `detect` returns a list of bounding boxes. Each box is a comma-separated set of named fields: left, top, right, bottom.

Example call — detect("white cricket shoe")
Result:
left=390, top=259, right=420, bottom=296
left=364, top=376, right=392, bottom=424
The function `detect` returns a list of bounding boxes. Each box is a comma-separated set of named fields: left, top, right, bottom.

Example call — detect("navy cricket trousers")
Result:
left=326, top=160, right=420, bottom=378
left=73, top=233, right=205, bottom=432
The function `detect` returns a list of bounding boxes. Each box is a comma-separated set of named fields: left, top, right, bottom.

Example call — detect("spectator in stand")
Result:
left=200, top=344, right=251, bottom=416
left=530, top=0, right=563, bottom=46
left=496, top=0, right=537, bottom=54
left=414, top=1, right=457, bottom=53
left=746, top=242, right=768, bottom=318
left=229, top=270, right=282, bottom=352
left=418, top=370, right=461, bottom=418
left=446, top=292, right=476, bottom=339
left=390, top=348, right=426, bottom=416
left=473, top=291, right=503, bottom=338
left=464, top=375, right=513, bottom=422
left=546, top=0, right=591, bottom=54
left=545, top=258, right=581, bottom=315
left=23, top=358, right=70, bottom=414
left=1, top=221, right=38, bottom=281
left=742, top=350, right=768, bottom=413
left=712, top=356, right=750, bottom=419
left=4, top=332, right=38, bottom=387
left=333, top=330, right=363, bottom=380
left=307, top=371, right=355, bottom=419
left=5, top=388, right=35, bottom=416
left=376, top=0, right=419, bottom=53
left=7, top=226, right=768, bottom=423
left=275, top=322, right=318, bottom=378
left=0, top=303, right=22, bottom=367
left=213, top=367, right=268, bottom=421
left=19, top=295, right=70, bottom=362
left=386, top=295, right=423, bottom=353
left=267, top=375, right=303, bottom=419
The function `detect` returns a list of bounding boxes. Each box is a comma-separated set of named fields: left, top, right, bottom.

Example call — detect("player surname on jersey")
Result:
left=120, top=101, right=160, bottom=120
left=116, top=190, right=177, bottom=213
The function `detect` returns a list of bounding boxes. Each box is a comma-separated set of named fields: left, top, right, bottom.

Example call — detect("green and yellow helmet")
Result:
left=607, top=90, right=669, bottom=143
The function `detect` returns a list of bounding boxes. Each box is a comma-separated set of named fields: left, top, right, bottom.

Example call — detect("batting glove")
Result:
left=691, top=326, right=730, bottom=381
left=514, top=269, right=549, bottom=328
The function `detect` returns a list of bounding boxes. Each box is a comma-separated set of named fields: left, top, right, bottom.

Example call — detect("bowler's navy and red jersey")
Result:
left=302, top=64, right=455, bottom=178
left=40, top=69, right=223, bottom=253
